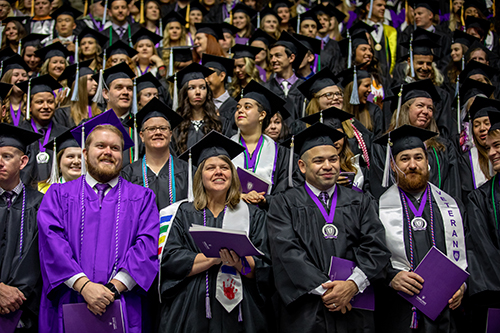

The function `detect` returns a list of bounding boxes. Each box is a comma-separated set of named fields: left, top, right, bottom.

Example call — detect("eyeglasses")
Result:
left=143, top=126, right=171, bottom=133
left=317, top=91, right=343, bottom=100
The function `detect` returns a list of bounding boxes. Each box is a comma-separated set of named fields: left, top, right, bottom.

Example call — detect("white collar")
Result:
left=85, top=172, right=119, bottom=189
left=214, top=90, right=230, bottom=103
left=306, top=181, right=336, bottom=198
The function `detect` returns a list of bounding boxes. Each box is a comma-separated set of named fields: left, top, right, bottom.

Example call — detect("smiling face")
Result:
left=140, top=116, right=172, bottom=151
left=0, top=0, right=11, bottom=20
left=30, top=91, right=55, bottom=126
left=487, top=130, right=500, bottom=173
left=355, top=44, right=373, bottom=65
left=194, top=32, right=208, bottom=54
left=392, top=147, right=429, bottom=192
left=369, top=0, right=386, bottom=20
left=473, top=116, right=490, bottom=147
left=24, top=46, right=41, bottom=71
left=357, top=77, right=372, bottom=104
left=103, top=78, right=133, bottom=111
left=59, top=147, right=81, bottom=182
left=10, top=69, right=28, bottom=86
left=298, top=145, right=340, bottom=191
left=316, top=85, right=343, bottom=109
left=414, top=6, right=433, bottom=29
left=109, top=0, right=130, bottom=24
left=469, top=49, right=488, bottom=64
left=451, top=43, right=463, bottom=62
left=84, top=128, right=123, bottom=183
left=232, top=12, right=248, bottom=30
left=187, top=78, right=207, bottom=107
left=235, top=97, right=266, bottom=131
left=270, top=45, right=294, bottom=75
left=201, top=156, right=232, bottom=195
left=5, top=22, right=18, bottom=42
left=410, top=54, right=434, bottom=80
left=48, top=56, right=66, bottom=79
left=408, top=97, right=434, bottom=128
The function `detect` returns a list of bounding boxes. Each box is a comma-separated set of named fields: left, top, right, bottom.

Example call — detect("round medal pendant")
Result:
left=374, top=43, right=382, bottom=51
left=411, top=217, right=427, bottom=231
left=322, top=224, right=338, bottom=239
left=36, top=151, right=50, bottom=164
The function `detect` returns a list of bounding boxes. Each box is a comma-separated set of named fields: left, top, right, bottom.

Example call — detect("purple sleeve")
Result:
left=117, top=189, right=159, bottom=291
left=38, top=184, right=84, bottom=297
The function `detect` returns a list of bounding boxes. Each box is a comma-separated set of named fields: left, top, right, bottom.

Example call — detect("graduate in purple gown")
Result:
left=37, top=110, right=159, bottom=333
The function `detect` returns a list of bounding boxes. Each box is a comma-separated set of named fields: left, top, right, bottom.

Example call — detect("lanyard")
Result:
left=240, top=135, right=264, bottom=172
left=400, top=186, right=429, bottom=219
left=142, top=154, right=176, bottom=205
left=30, top=119, right=52, bottom=152
left=139, top=65, right=151, bottom=75
left=304, top=183, right=338, bottom=224
left=88, top=105, right=92, bottom=118
left=10, top=103, right=22, bottom=126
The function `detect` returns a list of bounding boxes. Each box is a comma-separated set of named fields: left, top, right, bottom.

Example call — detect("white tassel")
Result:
left=131, top=78, right=138, bottom=115
left=296, top=14, right=301, bottom=33
left=349, top=66, right=360, bottom=105
left=302, top=98, right=307, bottom=117
left=168, top=49, right=174, bottom=77
left=319, top=110, right=323, bottom=123
left=93, top=69, right=105, bottom=104
left=102, top=49, right=107, bottom=70
left=381, top=140, right=392, bottom=188
left=102, top=0, right=108, bottom=30
left=81, top=124, right=87, bottom=175
left=26, top=78, right=31, bottom=120
left=133, top=114, right=139, bottom=162
left=159, top=20, right=163, bottom=48
left=71, top=63, right=80, bottom=101
left=368, top=0, right=374, bottom=19
left=288, top=136, right=294, bottom=188
left=347, top=31, right=352, bottom=69
left=16, top=39, right=20, bottom=54
left=188, top=150, right=194, bottom=202
left=409, top=33, right=415, bottom=78
left=395, top=84, right=403, bottom=128
left=257, top=12, right=260, bottom=27
left=49, top=140, right=59, bottom=184
left=173, top=74, right=178, bottom=110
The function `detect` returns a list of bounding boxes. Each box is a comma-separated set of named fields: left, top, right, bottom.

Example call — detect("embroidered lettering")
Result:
left=440, top=196, right=446, bottom=201
left=453, top=240, right=459, bottom=248
left=448, top=210, right=454, bottom=217
left=452, top=230, right=458, bottom=237
left=450, top=219, right=457, bottom=227
left=444, top=203, right=450, bottom=208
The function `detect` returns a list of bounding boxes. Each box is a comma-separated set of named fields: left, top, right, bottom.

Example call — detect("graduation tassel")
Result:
left=461, top=6, right=465, bottom=27
left=168, top=49, right=174, bottom=77
left=302, top=98, right=307, bottom=118
left=410, top=306, right=418, bottom=329
left=185, top=3, right=190, bottom=29
left=238, top=303, right=243, bottom=322
left=49, top=140, right=59, bottom=184
left=30, top=0, right=34, bottom=17
left=71, top=63, right=80, bottom=101
left=409, top=33, right=415, bottom=78
left=368, top=0, right=374, bottom=19
left=159, top=19, right=163, bottom=48
left=17, top=39, right=21, bottom=55
left=349, top=65, right=360, bottom=105
left=81, top=124, right=87, bottom=175
left=395, top=84, right=403, bottom=128
left=102, top=0, right=108, bottom=29
left=457, top=82, right=461, bottom=135
left=319, top=110, right=323, bottom=123
left=133, top=114, right=139, bottom=162
left=257, top=12, right=260, bottom=27
left=131, top=78, right=138, bottom=115
left=296, top=14, right=300, bottom=33
left=347, top=31, right=352, bottom=68
left=413, top=4, right=417, bottom=30
left=381, top=135, right=392, bottom=188
left=26, top=78, right=31, bottom=120
left=188, top=150, right=194, bottom=202
left=83, top=0, right=88, bottom=16
left=140, top=0, right=145, bottom=24
left=0, top=61, right=3, bottom=78
left=461, top=55, right=465, bottom=71
left=93, top=69, right=105, bottom=104
left=102, top=49, right=107, bottom=69
left=288, top=135, right=294, bottom=188
left=173, top=74, right=179, bottom=110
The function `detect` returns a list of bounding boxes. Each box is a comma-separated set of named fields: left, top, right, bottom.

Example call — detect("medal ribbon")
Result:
left=139, top=65, right=151, bottom=75
left=304, top=183, right=338, bottom=224
left=30, top=119, right=52, bottom=153
left=10, top=103, right=22, bottom=126
left=88, top=105, right=92, bottom=118
left=240, top=135, right=264, bottom=172
left=400, top=186, right=428, bottom=219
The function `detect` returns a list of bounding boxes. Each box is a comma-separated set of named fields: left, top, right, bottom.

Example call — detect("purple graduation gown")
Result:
left=37, top=177, right=159, bottom=333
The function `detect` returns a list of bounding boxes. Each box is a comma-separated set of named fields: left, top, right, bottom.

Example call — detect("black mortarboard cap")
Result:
left=135, top=72, right=162, bottom=92
left=297, top=68, right=339, bottom=100
left=465, top=16, right=491, bottom=36
left=464, top=40, right=497, bottom=62
left=78, top=26, right=109, bottom=47
left=167, top=62, right=213, bottom=89
left=374, top=124, right=437, bottom=156
left=106, top=0, right=131, bottom=9
left=21, top=33, right=49, bottom=48
left=3, top=16, right=29, bottom=25
left=339, top=32, right=370, bottom=58
left=239, top=80, right=287, bottom=117
left=293, top=33, right=321, bottom=55
left=460, top=60, right=498, bottom=81
left=389, top=79, right=441, bottom=106
left=182, top=0, right=208, bottom=16
left=58, top=59, right=94, bottom=86
left=195, top=23, right=223, bottom=40
left=0, top=82, right=12, bottom=100
left=0, top=123, right=42, bottom=153
left=487, top=110, right=500, bottom=132
left=35, top=42, right=72, bottom=61
left=345, top=21, right=375, bottom=36
left=463, top=0, right=487, bottom=14
left=1, top=54, right=31, bottom=75
left=162, top=10, right=187, bottom=26
left=400, top=28, right=441, bottom=57
left=105, top=39, right=139, bottom=58
left=16, top=74, right=62, bottom=95
left=50, top=3, right=83, bottom=19
left=460, top=77, right=495, bottom=106
left=44, top=128, right=80, bottom=153
left=289, top=11, right=321, bottom=32
left=131, top=27, right=163, bottom=45
left=409, top=0, right=439, bottom=14
left=468, top=96, right=500, bottom=121
left=281, top=122, right=345, bottom=156
left=232, top=3, right=257, bottom=18
left=257, top=8, right=281, bottom=23
left=249, top=28, right=276, bottom=46
left=337, top=64, right=371, bottom=88
left=299, top=106, right=353, bottom=129
left=172, top=46, right=194, bottom=62
left=126, top=97, right=183, bottom=129
left=178, top=130, right=245, bottom=166
left=311, top=3, right=346, bottom=22
left=272, top=0, right=293, bottom=9
left=452, top=29, right=478, bottom=48
left=70, top=109, right=135, bottom=150
left=202, top=54, right=235, bottom=77
left=101, top=61, right=135, bottom=87
left=221, top=23, right=240, bottom=35
left=271, top=31, right=308, bottom=70
left=231, top=43, right=263, bottom=60
left=0, top=48, right=15, bottom=62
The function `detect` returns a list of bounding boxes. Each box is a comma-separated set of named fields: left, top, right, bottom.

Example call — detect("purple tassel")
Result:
left=238, top=303, right=243, bottom=322
left=240, top=257, right=251, bottom=276
left=410, top=306, right=418, bottom=329
left=312, top=55, right=319, bottom=74
left=205, top=296, right=212, bottom=319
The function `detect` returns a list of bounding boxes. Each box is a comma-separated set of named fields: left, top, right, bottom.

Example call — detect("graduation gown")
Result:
left=159, top=201, right=271, bottom=333
left=19, top=120, right=68, bottom=182
left=369, top=136, right=461, bottom=200
left=267, top=185, right=390, bottom=332
left=266, top=77, right=306, bottom=122
left=375, top=187, right=467, bottom=333
left=458, top=148, right=492, bottom=204
left=0, top=186, right=43, bottom=332
left=172, top=117, right=228, bottom=156
left=101, top=22, right=141, bottom=47
left=321, top=40, right=344, bottom=75
left=37, top=177, right=159, bottom=333
left=121, top=154, right=190, bottom=210
left=52, top=106, right=75, bottom=128
left=218, top=97, right=238, bottom=137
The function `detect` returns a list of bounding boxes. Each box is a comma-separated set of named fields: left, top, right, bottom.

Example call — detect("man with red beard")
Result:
left=375, top=125, right=467, bottom=333
left=37, top=110, right=159, bottom=333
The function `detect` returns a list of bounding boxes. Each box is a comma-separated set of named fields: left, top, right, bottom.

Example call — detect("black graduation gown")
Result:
left=52, top=106, right=75, bottom=128
left=267, top=185, right=390, bottom=333
left=204, top=3, right=227, bottom=23
left=373, top=34, right=391, bottom=78
left=159, top=202, right=271, bottom=333
left=0, top=186, right=43, bottom=332
left=19, top=120, right=68, bottom=182
left=101, top=22, right=141, bottom=47
left=265, top=77, right=306, bottom=122
left=369, top=136, right=461, bottom=200
left=374, top=190, right=466, bottom=333
left=120, top=115, right=145, bottom=167
left=172, top=117, right=228, bottom=155
left=121, top=154, right=190, bottom=210
left=457, top=149, right=492, bottom=205
left=365, top=102, right=385, bottom=138
left=218, top=97, right=238, bottom=137
left=321, top=40, right=344, bottom=75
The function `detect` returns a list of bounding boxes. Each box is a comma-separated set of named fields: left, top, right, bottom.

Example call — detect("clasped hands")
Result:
left=321, top=280, right=358, bottom=314
left=74, top=278, right=126, bottom=316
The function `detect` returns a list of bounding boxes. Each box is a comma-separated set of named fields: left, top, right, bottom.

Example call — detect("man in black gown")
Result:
left=0, top=124, right=44, bottom=332
left=267, top=123, right=390, bottom=332
left=375, top=125, right=467, bottom=332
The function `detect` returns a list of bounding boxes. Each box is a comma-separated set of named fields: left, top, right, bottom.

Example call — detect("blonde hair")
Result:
left=230, top=57, right=261, bottom=98
left=40, top=57, right=70, bottom=82
left=105, top=55, right=138, bottom=72
left=70, top=75, right=101, bottom=126
left=404, top=62, right=444, bottom=87
left=193, top=155, right=241, bottom=210
left=162, top=22, right=189, bottom=69
left=342, top=81, right=373, bottom=131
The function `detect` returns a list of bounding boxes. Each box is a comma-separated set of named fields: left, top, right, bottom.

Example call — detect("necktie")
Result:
left=95, top=183, right=109, bottom=207
left=282, top=81, right=289, bottom=98
left=118, top=27, right=125, bottom=38
left=39, top=127, right=46, bottom=139
left=374, top=24, right=379, bottom=34
left=3, top=191, right=13, bottom=208
left=318, top=191, right=329, bottom=208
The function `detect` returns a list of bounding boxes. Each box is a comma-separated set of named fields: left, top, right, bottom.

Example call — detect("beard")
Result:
left=396, top=167, right=429, bottom=192
left=86, top=155, right=121, bottom=183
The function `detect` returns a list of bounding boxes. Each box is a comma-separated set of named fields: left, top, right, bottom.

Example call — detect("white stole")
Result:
left=469, top=147, right=491, bottom=189
left=379, top=184, right=467, bottom=271
left=351, top=154, right=364, bottom=191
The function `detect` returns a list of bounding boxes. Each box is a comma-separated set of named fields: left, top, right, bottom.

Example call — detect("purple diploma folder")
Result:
left=189, top=225, right=264, bottom=258
left=398, top=246, right=469, bottom=321
left=328, top=256, right=375, bottom=311
left=0, top=310, right=22, bottom=333
left=237, top=167, right=271, bottom=195
left=486, top=308, right=500, bottom=333
left=62, top=300, right=125, bottom=333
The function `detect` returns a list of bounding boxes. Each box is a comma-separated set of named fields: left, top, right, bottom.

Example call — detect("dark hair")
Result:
left=270, top=43, right=293, bottom=58
left=174, top=81, right=222, bottom=154
left=212, top=67, right=228, bottom=84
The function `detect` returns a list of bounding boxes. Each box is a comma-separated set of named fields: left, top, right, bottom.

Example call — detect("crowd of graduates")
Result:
left=1, top=0, right=500, bottom=332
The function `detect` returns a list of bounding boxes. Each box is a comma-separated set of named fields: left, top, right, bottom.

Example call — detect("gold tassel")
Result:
left=230, top=10, right=233, bottom=24
left=83, top=0, right=88, bottom=16
left=185, top=3, right=190, bottom=29
left=30, top=0, right=34, bottom=17
left=461, top=6, right=465, bottom=26
left=405, top=0, right=408, bottom=24
left=493, top=0, right=496, bottom=17
left=140, top=0, right=145, bottom=24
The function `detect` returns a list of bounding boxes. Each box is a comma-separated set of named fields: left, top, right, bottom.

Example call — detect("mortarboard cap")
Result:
left=339, top=32, right=371, bottom=59
left=337, top=64, right=371, bottom=88
left=195, top=23, right=223, bottom=40
left=271, top=31, right=308, bottom=70
left=105, top=39, right=138, bottom=58
left=1, top=54, right=31, bottom=76
left=180, top=0, right=209, bottom=17
left=468, top=96, right=500, bottom=122
left=70, top=109, right=135, bottom=150
left=464, top=40, right=497, bottom=62
left=487, top=110, right=500, bottom=132
left=131, top=27, right=162, bottom=45
left=0, top=48, right=15, bottom=62
left=21, top=33, right=49, bottom=48
left=463, top=0, right=487, bottom=14
left=58, top=59, right=94, bottom=87
left=0, top=82, right=12, bottom=100
left=3, top=16, right=29, bottom=25
left=202, top=54, right=235, bottom=77
left=297, top=68, right=339, bottom=100
left=106, top=0, right=131, bottom=9
left=249, top=28, right=276, bottom=46
left=389, top=79, right=441, bottom=106
left=311, top=3, right=346, bottom=22
left=409, top=0, right=439, bottom=14
left=35, top=42, right=72, bottom=61
left=289, top=11, right=321, bottom=33
left=162, top=10, right=187, bottom=26
left=16, top=74, right=62, bottom=95
left=99, top=61, right=135, bottom=87
left=239, top=80, right=287, bottom=117
left=465, top=16, right=491, bottom=36
left=272, top=0, right=293, bottom=9
left=231, top=43, right=263, bottom=60
left=232, top=3, right=257, bottom=18
left=257, top=8, right=281, bottom=24
left=78, top=26, right=109, bottom=47
left=344, top=21, right=375, bottom=36
left=221, top=23, right=239, bottom=36
left=293, top=33, right=322, bottom=55
left=0, top=123, right=42, bottom=153
left=178, top=130, right=245, bottom=167
left=44, top=127, right=80, bottom=153
left=50, top=3, right=83, bottom=20
left=460, top=60, right=498, bottom=81
left=126, top=97, right=183, bottom=129
left=452, top=29, right=479, bottom=48
left=374, top=124, right=437, bottom=157
left=281, top=122, right=345, bottom=156
left=299, top=106, right=353, bottom=129
left=459, top=77, right=495, bottom=106
left=135, top=72, right=162, bottom=92
left=172, top=46, right=194, bottom=62
left=400, top=28, right=441, bottom=58
left=167, top=62, right=213, bottom=89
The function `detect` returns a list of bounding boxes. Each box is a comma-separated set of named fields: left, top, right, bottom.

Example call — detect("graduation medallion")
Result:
left=322, top=224, right=338, bottom=239
left=374, top=43, right=382, bottom=51
left=36, top=151, right=50, bottom=164
left=411, top=217, right=427, bottom=231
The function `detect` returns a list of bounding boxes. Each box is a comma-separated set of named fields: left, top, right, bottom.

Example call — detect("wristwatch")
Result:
left=104, top=282, right=120, bottom=300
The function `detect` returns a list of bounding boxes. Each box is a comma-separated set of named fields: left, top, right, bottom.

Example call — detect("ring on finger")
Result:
left=332, top=303, right=337, bottom=308
left=225, top=261, right=229, bottom=264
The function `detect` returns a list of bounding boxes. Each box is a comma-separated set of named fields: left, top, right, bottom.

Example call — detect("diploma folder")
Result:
left=486, top=308, right=500, bottom=333
left=62, top=300, right=125, bottom=333
left=189, top=225, right=264, bottom=257
left=328, top=256, right=375, bottom=311
left=237, top=167, right=271, bottom=195
left=398, top=246, right=469, bottom=321
left=0, top=310, right=22, bottom=333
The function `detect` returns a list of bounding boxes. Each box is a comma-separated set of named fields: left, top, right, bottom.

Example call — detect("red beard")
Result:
left=396, top=168, right=429, bottom=192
